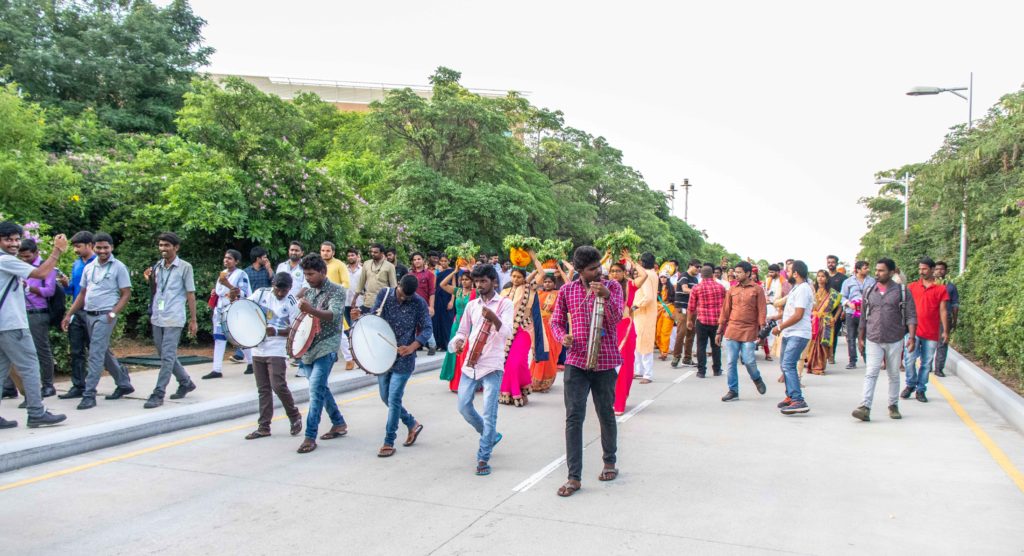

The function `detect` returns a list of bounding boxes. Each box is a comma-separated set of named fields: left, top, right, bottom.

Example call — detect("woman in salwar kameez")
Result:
left=804, top=270, right=842, bottom=375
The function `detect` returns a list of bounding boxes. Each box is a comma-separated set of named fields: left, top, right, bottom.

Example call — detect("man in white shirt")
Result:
left=772, top=260, right=813, bottom=415
left=344, top=247, right=362, bottom=326
left=244, top=273, right=303, bottom=440
left=450, top=264, right=514, bottom=476
left=0, top=221, right=68, bottom=428
left=275, top=241, right=306, bottom=298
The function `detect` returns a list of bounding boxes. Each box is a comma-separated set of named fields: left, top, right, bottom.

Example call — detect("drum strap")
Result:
left=376, top=288, right=392, bottom=317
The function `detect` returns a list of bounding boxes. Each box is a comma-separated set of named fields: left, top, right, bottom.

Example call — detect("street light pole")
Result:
left=681, top=178, right=692, bottom=222
left=906, top=72, right=974, bottom=274
left=875, top=173, right=912, bottom=233
left=668, top=182, right=677, bottom=215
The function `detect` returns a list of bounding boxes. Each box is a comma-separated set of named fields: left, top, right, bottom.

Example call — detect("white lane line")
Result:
left=512, top=456, right=567, bottom=493
left=674, top=370, right=695, bottom=383
left=616, top=399, right=653, bottom=423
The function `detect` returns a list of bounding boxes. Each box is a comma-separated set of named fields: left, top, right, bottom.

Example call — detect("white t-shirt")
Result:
left=782, top=282, right=813, bottom=339
left=0, top=254, right=33, bottom=331
left=248, top=288, right=299, bottom=357
left=275, top=260, right=305, bottom=297
left=346, top=264, right=362, bottom=306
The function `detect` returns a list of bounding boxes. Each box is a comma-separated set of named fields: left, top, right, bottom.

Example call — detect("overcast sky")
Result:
left=184, top=0, right=1023, bottom=266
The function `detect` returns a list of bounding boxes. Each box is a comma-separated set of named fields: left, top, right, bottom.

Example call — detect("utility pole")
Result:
left=681, top=178, right=693, bottom=222
left=668, top=182, right=677, bottom=215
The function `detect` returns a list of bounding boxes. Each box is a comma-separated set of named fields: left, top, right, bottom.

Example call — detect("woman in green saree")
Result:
left=439, top=270, right=475, bottom=392
left=804, top=270, right=842, bottom=375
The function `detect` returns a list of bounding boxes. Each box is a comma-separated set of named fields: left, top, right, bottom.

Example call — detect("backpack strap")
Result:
left=0, top=255, right=20, bottom=313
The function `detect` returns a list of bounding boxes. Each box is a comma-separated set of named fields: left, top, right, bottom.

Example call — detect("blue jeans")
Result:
left=378, top=370, right=416, bottom=446
left=301, top=352, right=345, bottom=440
left=904, top=337, right=938, bottom=393
left=724, top=339, right=761, bottom=393
left=780, top=336, right=810, bottom=402
left=457, top=370, right=503, bottom=462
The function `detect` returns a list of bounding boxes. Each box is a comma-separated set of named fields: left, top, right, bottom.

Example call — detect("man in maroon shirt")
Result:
left=551, top=245, right=624, bottom=497
left=687, top=263, right=726, bottom=378
left=901, top=257, right=949, bottom=403
left=409, top=252, right=437, bottom=355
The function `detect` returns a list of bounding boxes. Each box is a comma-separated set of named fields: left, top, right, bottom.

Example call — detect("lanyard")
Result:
left=89, top=260, right=113, bottom=284
left=158, top=261, right=175, bottom=295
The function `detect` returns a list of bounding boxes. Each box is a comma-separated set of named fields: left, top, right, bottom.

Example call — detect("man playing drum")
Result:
left=245, top=272, right=303, bottom=440
left=449, top=264, right=514, bottom=476
left=353, top=274, right=431, bottom=458
left=296, top=254, right=348, bottom=454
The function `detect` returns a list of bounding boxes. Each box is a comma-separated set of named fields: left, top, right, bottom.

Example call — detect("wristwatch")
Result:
left=108, top=311, right=117, bottom=319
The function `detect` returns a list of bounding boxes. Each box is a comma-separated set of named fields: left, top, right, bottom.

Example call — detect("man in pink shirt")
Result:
left=410, top=252, right=437, bottom=355
left=450, top=264, right=514, bottom=476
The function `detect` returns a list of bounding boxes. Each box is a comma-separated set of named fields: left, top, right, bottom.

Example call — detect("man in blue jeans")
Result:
left=295, top=254, right=348, bottom=454
left=717, top=261, right=768, bottom=402
left=773, top=260, right=813, bottom=415
left=364, top=274, right=431, bottom=458
left=450, top=265, right=514, bottom=475
left=901, top=257, right=949, bottom=403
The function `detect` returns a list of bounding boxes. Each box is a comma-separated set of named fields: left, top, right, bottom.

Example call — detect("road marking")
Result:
left=674, top=370, right=695, bottom=384
left=512, top=455, right=567, bottom=493
left=616, top=399, right=653, bottom=423
left=0, top=379, right=433, bottom=493
left=932, top=379, right=1024, bottom=494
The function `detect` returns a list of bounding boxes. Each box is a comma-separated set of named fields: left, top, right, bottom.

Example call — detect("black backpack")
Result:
left=48, top=283, right=67, bottom=327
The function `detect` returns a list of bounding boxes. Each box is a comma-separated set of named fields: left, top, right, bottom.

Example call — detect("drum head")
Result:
left=224, top=299, right=267, bottom=348
left=350, top=315, right=398, bottom=375
left=287, top=313, right=317, bottom=359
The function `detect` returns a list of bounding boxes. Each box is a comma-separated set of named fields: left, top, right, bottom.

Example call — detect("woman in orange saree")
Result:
left=655, top=274, right=675, bottom=360
left=530, top=273, right=562, bottom=393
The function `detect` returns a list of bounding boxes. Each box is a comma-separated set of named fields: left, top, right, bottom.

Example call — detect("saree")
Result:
left=655, top=292, right=675, bottom=358
left=529, top=289, right=561, bottom=393
left=500, top=283, right=548, bottom=406
left=432, top=268, right=455, bottom=350
left=613, top=281, right=638, bottom=414
left=440, top=287, right=475, bottom=391
left=804, top=288, right=842, bottom=375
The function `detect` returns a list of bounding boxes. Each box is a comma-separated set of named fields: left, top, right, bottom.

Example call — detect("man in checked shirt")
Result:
left=551, top=245, right=624, bottom=497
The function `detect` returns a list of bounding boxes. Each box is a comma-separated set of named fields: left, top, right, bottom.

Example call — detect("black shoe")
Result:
left=0, top=417, right=17, bottom=429
left=934, top=369, right=946, bottom=377
left=41, top=385, right=57, bottom=398
left=696, top=372, right=706, bottom=379
left=721, top=390, right=739, bottom=402
left=58, top=386, right=85, bottom=399
left=713, top=370, right=722, bottom=376
left=1, top=388, right=16, bottom=399
left=229, top=354, right=244, bottom=363
left=202, top=371, right=223, bottom=380
left=671, top=357, right=680, bottom=368
left=105, top=386, right=135, bottom=400
left=169, top=381, right=196, bottom=400
left=845, top=362, right=857, bottom=369
left=143, top=394, right=164, bottom=409
left=18, top=400, right=26, bottom=409
left=753, top=377, right=767, bottom=395
left=243, top=364, right=254, bottom=375
left=916, top=391, right=928, bottom=403
left=77, top=397, right=97, bottom=410
left=428, top=347, right=437, bottom=356
left=682, top=359, right=695, bottom=366
left=27, top=411, right=67, bottom=428
left=852, top=406, right=870, bottom=422
left=900, top=386, right=916, bottom=399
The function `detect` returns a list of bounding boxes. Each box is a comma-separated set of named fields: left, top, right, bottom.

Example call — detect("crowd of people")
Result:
left=0, top=220, right=959, bottom=495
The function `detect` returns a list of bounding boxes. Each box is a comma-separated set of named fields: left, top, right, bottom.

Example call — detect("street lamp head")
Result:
left=907, top=86, right=943, bottom=96
left=874, top=178, right=898, bottom=185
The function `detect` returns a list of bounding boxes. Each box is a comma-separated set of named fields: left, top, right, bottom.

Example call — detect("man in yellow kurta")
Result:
left=631, top=252, right=660, bottom=383
left=320, top=241, right=354, bottom=369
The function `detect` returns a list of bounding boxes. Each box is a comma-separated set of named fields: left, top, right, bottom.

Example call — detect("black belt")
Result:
left=27, top=309, right=49, bottom=314
left=85, top=310, right=109, bottom=316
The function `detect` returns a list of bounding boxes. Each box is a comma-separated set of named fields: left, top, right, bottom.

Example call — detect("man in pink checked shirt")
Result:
left=450, top=264, right=514, bottom=477
left=550, top=245, right=624, bottom=497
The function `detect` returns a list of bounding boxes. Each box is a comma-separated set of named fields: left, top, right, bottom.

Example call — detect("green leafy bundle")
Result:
left=502, top=234, right=543, bottom=252
left=595, top=227, right=643, bottom=255
left=537, top=238, right=573, bottom=262
left=445, top=240, right=480, bottom=263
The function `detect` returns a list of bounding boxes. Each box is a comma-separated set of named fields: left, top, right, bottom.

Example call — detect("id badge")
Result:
left=158, top=299, right=165, bottom=311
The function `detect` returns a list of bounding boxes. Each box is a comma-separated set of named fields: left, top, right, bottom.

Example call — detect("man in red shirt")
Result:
left=409, top=252, right=437, bottom=355
left=687, top=263, right=726, bottom=378
left=901, top=257, right=949, bottom=403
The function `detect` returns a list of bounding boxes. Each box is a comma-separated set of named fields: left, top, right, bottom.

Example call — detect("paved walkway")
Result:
left=1, top=339, right=1022, bottom=554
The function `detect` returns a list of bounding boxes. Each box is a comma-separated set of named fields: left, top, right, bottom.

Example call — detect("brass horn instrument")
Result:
left=584, top=287, right=605, bottom=369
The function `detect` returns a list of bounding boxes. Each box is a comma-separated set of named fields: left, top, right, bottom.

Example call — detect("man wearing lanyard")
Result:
left=61, top=232, right=134, bottom=410
left=142, top=232, right=199, bottom=408
left=57, top=231, right=120, bottom=399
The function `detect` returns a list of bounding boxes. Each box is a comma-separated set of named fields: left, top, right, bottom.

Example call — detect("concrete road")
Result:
left=2, top=347, right=1023, bottom=555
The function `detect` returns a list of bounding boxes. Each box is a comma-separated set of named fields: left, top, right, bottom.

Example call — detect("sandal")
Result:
left=290, top=417, right=302, bottom=436
left=639, top=378, right=652, bottom=384
left=403, top=423, right=423, bottom=447
left=297, top=439, right=317, bottom=454
left=557, top=480, right=581, bottom=497
left=320, top=425, right=348, bottom=440
left=476, top=461, right=491, bottom=476
left=598, top=467, right=619, bottom=481
left=245, top=429, right=271, bottom=440
left=378, top=445, right=396, bottom=458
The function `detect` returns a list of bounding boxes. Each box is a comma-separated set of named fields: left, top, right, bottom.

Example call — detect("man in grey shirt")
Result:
left=141, top=232, right=199, bottom=408
left=852, top=258, right=917, bottom=422
left=0, top=221, right=68, bottom=429
left=61, top=232, right=134, bottom=410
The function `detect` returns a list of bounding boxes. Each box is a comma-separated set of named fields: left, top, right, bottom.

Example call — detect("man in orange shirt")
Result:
left=717, top=261, right=768, bottom=402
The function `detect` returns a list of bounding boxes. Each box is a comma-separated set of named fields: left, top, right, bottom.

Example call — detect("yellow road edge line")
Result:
left=932, top=379, right=1024, bottom=494
left=0, top=377, right=433, bottom=493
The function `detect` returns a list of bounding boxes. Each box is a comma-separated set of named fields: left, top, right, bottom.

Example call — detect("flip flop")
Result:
left=320, top=425, right=348, bottom=440
left=492, top=432, right=503, bottom=448
left=476, top=461, right=491, bottom=476
left=598, top=468, right=619, bottom=481
left=403, top=423, right=423, bottom=446
left=244, top=429, right=271, bottom=440
left=378, top=445, right=396, bottom=457
left=557, top=481, right=581, bottom=497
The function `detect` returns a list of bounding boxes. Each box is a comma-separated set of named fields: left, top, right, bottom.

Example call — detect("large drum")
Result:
left=349, top=314, right=398, bottom=375
left=221, top=299, right=267, bottom=348
left=287, top=312, right=319, bottom=359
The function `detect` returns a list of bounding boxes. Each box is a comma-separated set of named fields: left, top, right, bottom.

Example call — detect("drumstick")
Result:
left=376, top=332, right=398, bottom=349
